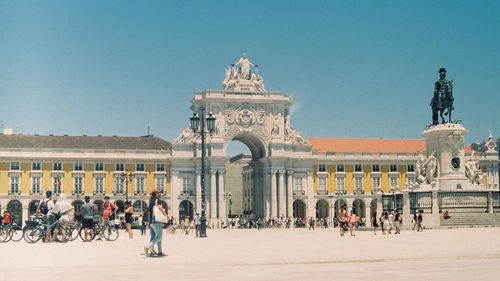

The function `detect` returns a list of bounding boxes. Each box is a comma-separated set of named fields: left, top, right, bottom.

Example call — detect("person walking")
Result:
left=193, top=213, right=201, bottom=237
left=417, top=210, right=423, bottom=232
left=372, top=212, right=378, bottom=235
left=394, top=210, right=401, bottom=234
left=144, top=190, right=167, bottom=257
left=348, top=210, right=357, bottom=236
left=412, top=213, right=417, bottom=230
left=124, top=201, right=134, bottom=240
left=338, top=208, right=347, bottom=237
left=81, top=196, right=96, bottom=242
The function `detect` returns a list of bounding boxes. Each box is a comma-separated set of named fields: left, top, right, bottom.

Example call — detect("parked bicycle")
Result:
left=79, top=212, right=119, bottom=242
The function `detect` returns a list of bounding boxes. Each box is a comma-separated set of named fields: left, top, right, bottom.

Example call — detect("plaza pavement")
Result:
left=1, top=227, right=500, bottom=281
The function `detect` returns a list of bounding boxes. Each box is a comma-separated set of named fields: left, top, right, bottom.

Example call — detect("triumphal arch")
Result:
left=170, top=55, right=315, bottom=222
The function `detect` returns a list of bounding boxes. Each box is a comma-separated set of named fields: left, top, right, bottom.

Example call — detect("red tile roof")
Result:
left=308, top=138, right=425, bottom=154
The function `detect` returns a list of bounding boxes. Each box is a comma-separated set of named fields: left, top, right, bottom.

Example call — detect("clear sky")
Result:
left=1, top=1, right=499, bottom=153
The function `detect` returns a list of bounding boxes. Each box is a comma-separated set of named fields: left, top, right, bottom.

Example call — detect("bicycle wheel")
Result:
left=102, top=225, right=119, bottom=241
left=24, top=226, right=42, bottom=243
left=68, top=225, right=80, bottom=241
left=54, top=225, right=68, bottom=243
left=10, top=226, right=25, bottom=242
left=0, top=228, right=8, bottom=243
left=79, top=226, right=96, bottom=242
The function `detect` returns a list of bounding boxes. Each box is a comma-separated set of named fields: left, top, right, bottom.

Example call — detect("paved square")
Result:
left=2, top=227, right=500, bottom=281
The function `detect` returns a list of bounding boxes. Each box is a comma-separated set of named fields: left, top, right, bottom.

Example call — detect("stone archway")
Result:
left=293, top=199, right=306, bottom=219
left=28, top=200, right=40, bottom=217
left=315, top=199, right=329, bottom=219
left=7, top=200, right=23, bottom=226
left=352, top=198, right=366, bottom=218
left=333, top=199, right=348, bottom=220
left=179, top=200, right=194, bottom=221
left=133, top=200, right=148, bottom=213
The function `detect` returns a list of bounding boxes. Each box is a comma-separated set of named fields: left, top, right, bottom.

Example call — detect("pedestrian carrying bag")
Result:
left=152, top=205, right=167, bottom=223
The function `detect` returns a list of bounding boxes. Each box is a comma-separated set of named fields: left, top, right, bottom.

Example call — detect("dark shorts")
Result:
left=125, top=217, right=133, bottom=224
left=83, top=218, right=94, bottom=229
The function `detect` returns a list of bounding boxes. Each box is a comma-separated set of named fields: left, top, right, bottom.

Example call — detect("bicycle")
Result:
left=79, top=212, right=120, bottom=242
left=23, top=214, right=62, bottom=243
left=2, top=221, right=24, bottom=242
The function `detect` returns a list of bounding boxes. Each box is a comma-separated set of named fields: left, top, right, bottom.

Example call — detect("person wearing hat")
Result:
left=80, top=196, right=96, bottom=241
left=45, top=194, right=74, bottom=242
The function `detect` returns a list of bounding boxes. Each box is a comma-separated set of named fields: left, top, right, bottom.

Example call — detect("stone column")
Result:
left=376, top=192, right=383, bottom=219
left=271, top=169, right=277, bottom=218
left=278, top=170, right=286, bottom=217
left=402, top=190, right=412, bottom=229
left=488, top=190, right=494, bottom=214
left=429, top=189, right=440, bottom=228
left=218, top=170, right=226, bottom=219
left=287, top=170, right=294, bottom=218
left=306, top=171, right=315, bottom=218
left=210, top=170, right=217, bottom=221
left=196, top=171, right=202, bottom=214
left=170, top=171, right=180, bottom=222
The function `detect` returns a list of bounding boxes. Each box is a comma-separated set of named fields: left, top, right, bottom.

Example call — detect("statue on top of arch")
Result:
left=223, top=54, right=266, bottom=93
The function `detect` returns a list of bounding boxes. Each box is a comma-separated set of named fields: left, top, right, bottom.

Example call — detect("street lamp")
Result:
left=224, top=191, right=232, bottom=220
left=121, top=172, right=134, bottom=203
left=190, top=106, right=216, bottom=238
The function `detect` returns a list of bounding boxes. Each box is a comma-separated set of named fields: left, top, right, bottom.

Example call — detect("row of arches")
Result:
left=3, top=199, right=192, bottom=226
left=293, top=198, right=378, bottom=220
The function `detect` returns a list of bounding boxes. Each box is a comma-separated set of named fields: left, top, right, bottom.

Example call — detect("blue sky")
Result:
left=1, top=1, right=499, bottom=154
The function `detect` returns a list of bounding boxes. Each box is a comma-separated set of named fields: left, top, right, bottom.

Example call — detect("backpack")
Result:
left=39, top=199, right=49, bottom=215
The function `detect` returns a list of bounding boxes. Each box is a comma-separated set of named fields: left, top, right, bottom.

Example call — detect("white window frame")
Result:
left=156, top=176, right=165, bottom=193
left=53, top=162, right=62, bottom=171
left=354, top=176, right=363, bottom=194
left=354, top=164, right=363, bottom=173
left=294, top=177, right=304, bottom=194
left=53, top=176, right=63, bottom=194
left=336, top=175, right=345, bottom=194
left=10, top=162, right=20, bottom=171
left=318, top=176, right=327, bottom=194
left=136, top=163, right=145, bottom=172
left=372, top=164, right=380, bottom=172
left=135, top=177, right=145, bottom=194
left=32, top=162, right=41, bottom=171
left=10, top=175, right=20, bottom=194
left=390, top=176, right=398, bottom=191
left=31, top=176, right=41, bottom=194
left=95, top=163, right=104, bottom=171
left=74, top=176, right=83, bottom=195
left=94, top=176, right=104, bottom=195
left=372, top=176, right=381, bottom=193
left=318, top=164, right=327, bottom=172
left=182, top=177, right=191, bottom=193
left=115, top=177, right=124, bottom=194
left=156, top=163, right=165, bottom=172
left=74, top=163, right=83, bottom=171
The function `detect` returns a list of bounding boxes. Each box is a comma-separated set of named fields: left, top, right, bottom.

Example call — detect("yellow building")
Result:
left=0, top=134, right=171, bottom=225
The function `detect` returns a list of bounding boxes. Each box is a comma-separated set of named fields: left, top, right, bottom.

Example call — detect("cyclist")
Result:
left=2, top=210, right=11, bottom=225
left=37, top=191, right=55, bottom=217
left=46, top=194, right=74, bottom=242
left=102, top=196, right=117, bottom=221
left=81, top=196, right=95, bottom=242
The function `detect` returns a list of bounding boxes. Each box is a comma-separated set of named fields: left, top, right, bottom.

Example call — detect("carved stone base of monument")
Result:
left=423, top=123, right=470, bottom=191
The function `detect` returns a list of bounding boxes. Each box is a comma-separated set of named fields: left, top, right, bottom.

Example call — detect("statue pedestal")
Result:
left=423, top=124, right=469, bottom=190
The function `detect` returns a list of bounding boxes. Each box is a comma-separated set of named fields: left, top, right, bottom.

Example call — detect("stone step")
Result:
left=440, top=213, right=500, bottom=226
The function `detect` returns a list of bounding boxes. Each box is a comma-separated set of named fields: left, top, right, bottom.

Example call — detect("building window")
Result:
left=53, top=176, right=62, bottom=194
left=116, top=163, right=124, bottom=172
left=355, top=164, right=362, bottom=172
left=336, top=176, right=345, bottom=193
left=390, top=164, right=398, bottom=172
left=294, top=177, right=303, bottom=193
left=336, top=164, right=345, bottom=172
left=318, top=164, right=326, bottom=172
left=136, top=163, right=145, bottom=172
left=390, top=176, right=398, bottom=190
left=115, top=177, right=124, bottom=194
left=74, top=177, right=83, bottom=194
left=156, top=163, right=165, bottom=172
left=407, top=164, right=415, bottom=172
left=182, top=178, right=191, bottom=193
left=32, top=162, right=41, bottom=171
left=354, top=176, right=363, bottom=193
left=10, top=175, right=20, bottom=194
left=95, top=177, right=104, bottom=195
left=95, top=163, right=104, bottom=171
left=318, top=176, right=327, bottom=194
left=74, top=163, right=83, bottom=171
left=31, top=176, right=41, bottom=194
left=136, top=177, right=145, bottom=194
left=372, top=164, right=380, bottom=172
left=372, top=176, right=380, bottom=192
left=10, top=162, right=20, bottom=171
left=156, top=177, right=165, bottom=193
left=53, top=162, right=62, bottom=171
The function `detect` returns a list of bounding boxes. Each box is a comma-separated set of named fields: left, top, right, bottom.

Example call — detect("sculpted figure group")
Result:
left=465, top=152, right=483, bottom=185
left=415, top=152, right=437, bottom=185
left=223, top=54, right=266, bottom=92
